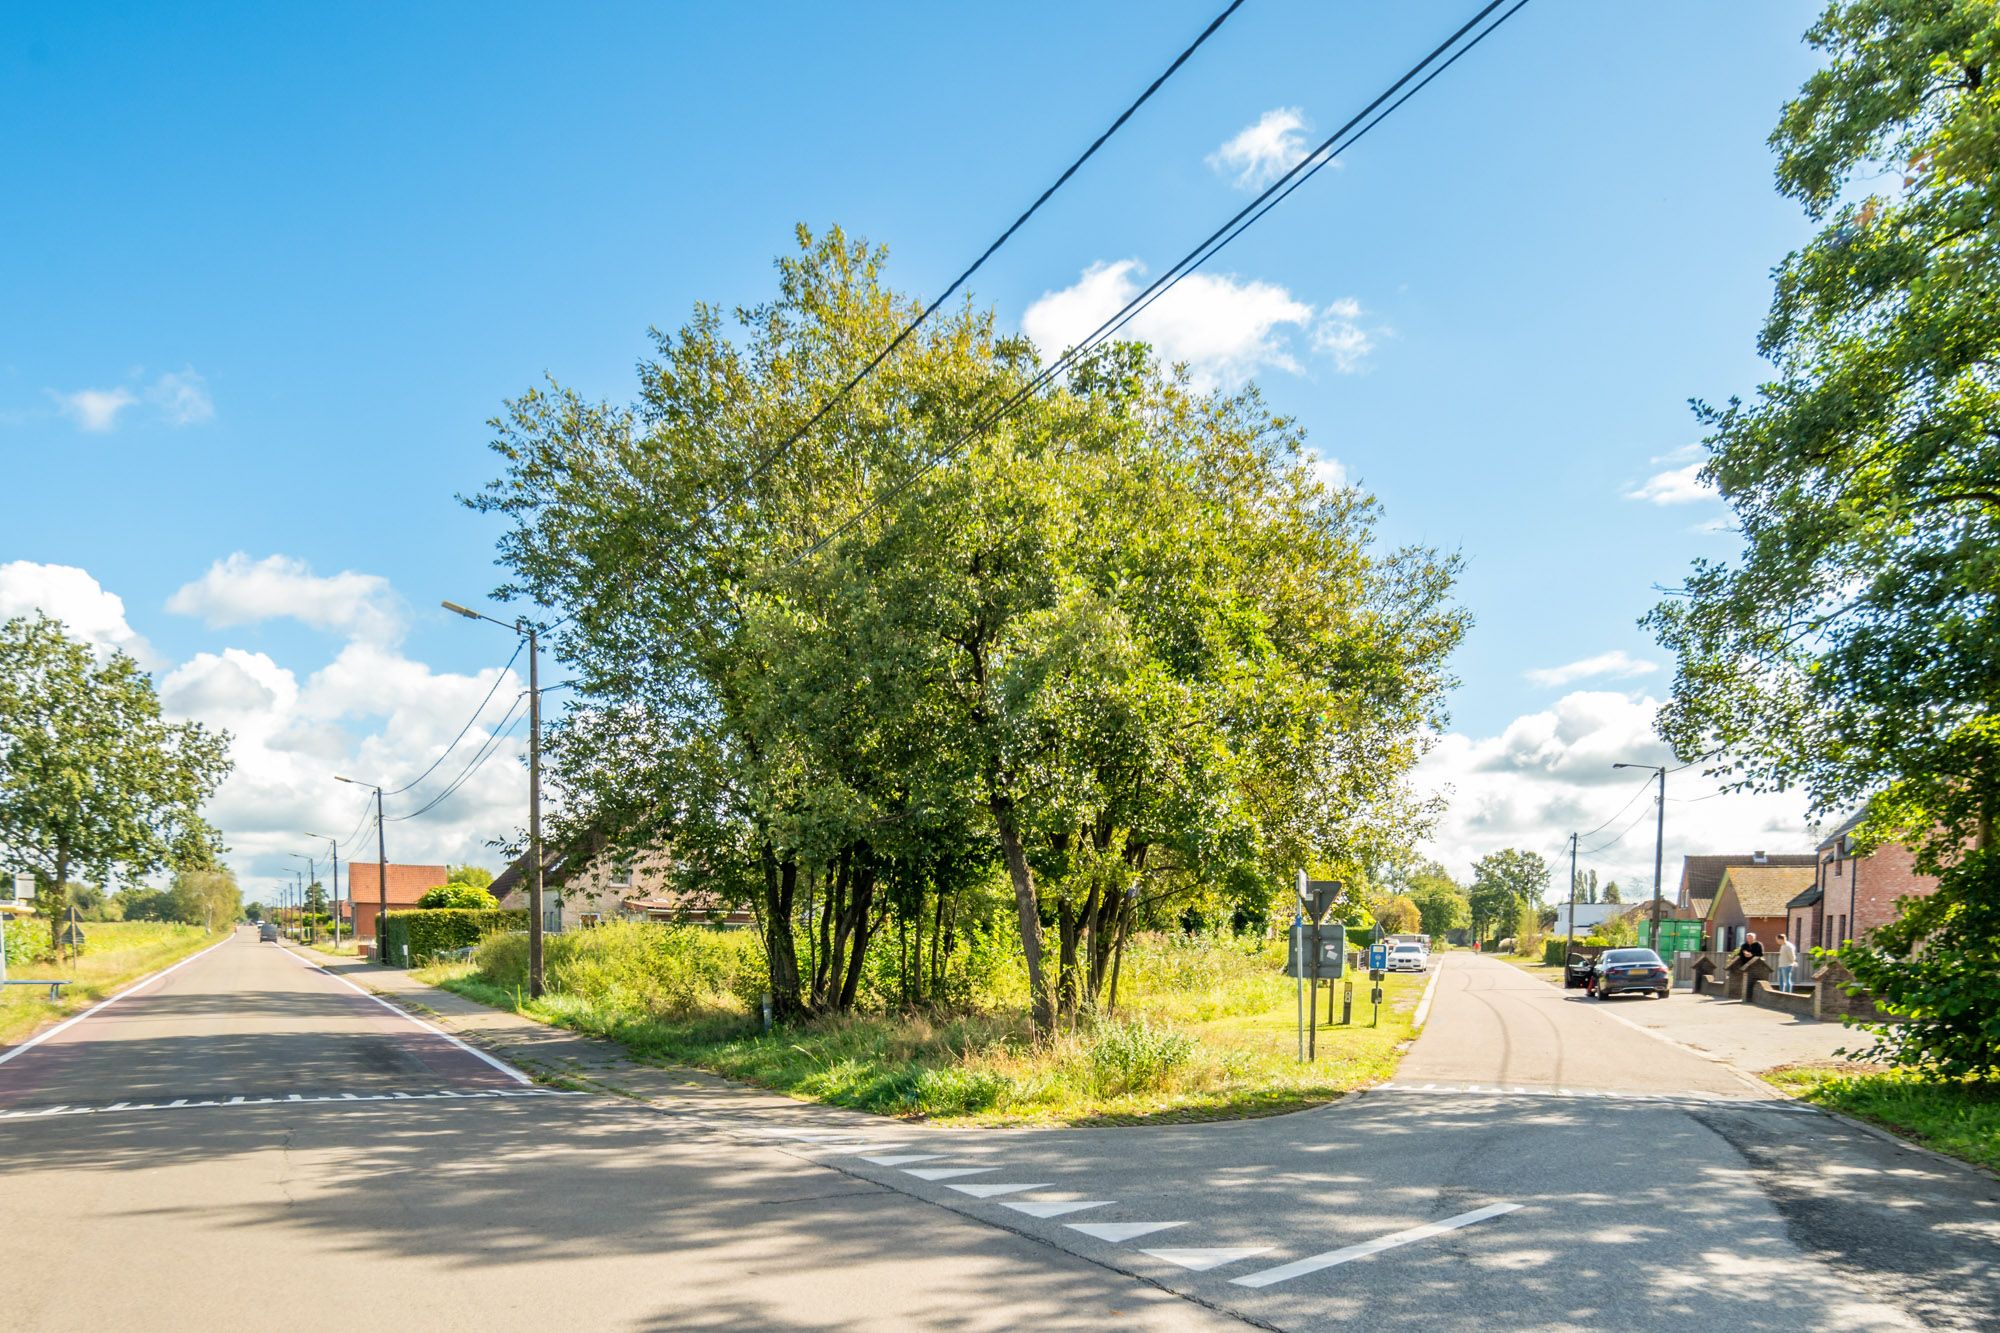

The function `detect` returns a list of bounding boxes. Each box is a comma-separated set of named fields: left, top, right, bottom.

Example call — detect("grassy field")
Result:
left=421, top=923, right=1426, bottom=1125
left=1765, top=1065, right=2000, bottom=1173
left=0, top=920, right=225, bottom=1047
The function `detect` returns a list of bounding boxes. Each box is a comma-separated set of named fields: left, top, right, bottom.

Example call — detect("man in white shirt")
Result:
left=1776, top=934, right=1799, bottom=992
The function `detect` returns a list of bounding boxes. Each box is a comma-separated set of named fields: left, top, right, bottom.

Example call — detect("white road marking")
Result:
left=278, top=946, right=535, bottom=1086
left=862, top=1153, right=947, bottom=1166
left=946, top=1182, right=1051, bottom=1198
left=904, top=1167, right=995, bottom=1181
left=0, top=1088, right=580, bottom=1121
left=1067, top=1221, right=1186, bottom=1243
left=0, top=934, right=235, bottom=1068
left=1142, top=1247, right=1271, bottom=1272
left=1002, top=1200, right=1110, bottom=1219
left=1374, top=1083, right=1811, bottom=1112
left=1231, top=1202, right=1524, bottom=1288
left=1412, top=956, right=1446, bottom=1028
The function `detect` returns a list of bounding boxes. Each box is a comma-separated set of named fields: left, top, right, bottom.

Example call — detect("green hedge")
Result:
left=379, top=908, right=527, bottom=966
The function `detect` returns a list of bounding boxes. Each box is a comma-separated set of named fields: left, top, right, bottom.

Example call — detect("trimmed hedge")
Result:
left=380, top=908, right=527, bottom=966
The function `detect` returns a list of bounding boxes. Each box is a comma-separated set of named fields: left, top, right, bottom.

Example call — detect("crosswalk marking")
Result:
left=1067, top=1221, right=1186, bottom=1243
left=1002, top=1200, right=1110, bottom=1219
left=1142, top=1246, right=1271, bottom=1271
left=1375, top=1083, right=1810, bottom=1112
left=904, top=1166, right=995, bottom=1181
left=1232, top=1202, right=1524, bottom=1287
left=946, top=1182, right=1051, bottom=1198
left=861, top=1153, right=947, bottom=1166
left=0, top=1087, right=579, bottom=1121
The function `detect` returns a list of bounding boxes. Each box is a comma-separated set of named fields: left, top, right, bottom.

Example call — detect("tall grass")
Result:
left=440, top=922, right=1422, bottom=1124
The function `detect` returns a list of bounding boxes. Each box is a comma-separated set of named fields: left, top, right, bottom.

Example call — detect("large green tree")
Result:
left=1468, top=849, right=1548, bottom=947
left=1648, top=1, right=2000, bottom=1076
left=1402, top=861, right=1471, bottom=937
left=0, top=614, right=232, bottom=947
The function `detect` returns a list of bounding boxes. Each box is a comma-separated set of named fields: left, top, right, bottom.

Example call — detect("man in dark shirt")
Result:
left=1735, top=932, right=1766, bottom=967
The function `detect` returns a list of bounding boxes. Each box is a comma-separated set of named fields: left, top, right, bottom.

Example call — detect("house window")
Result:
left=1836, top=915, right=1847, bottom=947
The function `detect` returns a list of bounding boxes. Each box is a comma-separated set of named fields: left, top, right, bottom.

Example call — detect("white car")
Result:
left=1384, top=943, right=1428, bottom=973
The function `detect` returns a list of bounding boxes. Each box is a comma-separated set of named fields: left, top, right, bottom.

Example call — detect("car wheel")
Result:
left=1657, top=990, right=1669, bottom=999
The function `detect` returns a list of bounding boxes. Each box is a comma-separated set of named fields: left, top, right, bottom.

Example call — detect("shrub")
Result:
left=1082, top=1018, right=1195, bottom=1095
left=910, top=1066, right=1011, bottom=1115
left=416, top=882, right=498, bottom=911
left=471, top=921, right=764, bottom=1018
left=380, top=908, right=526, bottom=965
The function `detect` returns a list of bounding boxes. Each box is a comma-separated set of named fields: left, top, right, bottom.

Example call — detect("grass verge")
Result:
left=0, top=921, right=225, bottom=1047
left=1764, top=1065, right=2000, bottom=1173
left=417, top=930, right=1424, bottom=1126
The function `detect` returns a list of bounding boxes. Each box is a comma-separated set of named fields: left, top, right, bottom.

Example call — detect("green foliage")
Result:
left=1602, top=879, right=1623, bottom=904
left=167, top=866, right=240, bottom=930
left=0, top=613, right=232, bottom=950
left=379, top=908, right=527, bottom=965
left=1647, top=2, right=2000, bottom=1077
left=1374, top=894, right=1422, bottom=936
left=471, top=921, right=764, bottom=1016
left=1765, top=1065, right=2000, bottom=1173
left=445, top=864, right=494, bottom=891
left=114, top=887, right=173, bottom=921
left=1083, top=1018, right=1196, bottom=1095
left=470, top=226, right=1467, bottom=1032
left=1403, top=862, right=1469, bottom=937
left=244, top=902, right=262, bottom=922
left=1468, top=849, right=1548, bottom=946
left=416, top=881, right=499, bottom=911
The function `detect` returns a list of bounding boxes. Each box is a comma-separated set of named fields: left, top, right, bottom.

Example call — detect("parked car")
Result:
left=258, top=921, right=280, bottom=942
left=1563, top=945, right=1603, bottom=989
left=1590, top=947, right=1671, bottom=999
left=1384, top=942, right=1427, bottom=973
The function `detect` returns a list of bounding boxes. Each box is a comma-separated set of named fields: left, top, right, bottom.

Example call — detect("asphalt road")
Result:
left=2, top=941, right=1995, bottom=1331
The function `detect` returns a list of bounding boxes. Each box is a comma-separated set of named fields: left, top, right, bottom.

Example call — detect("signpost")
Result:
left=1289, top=872, right=1347, bottom=1061
left=1366, top=942, right=1387, bottom=1027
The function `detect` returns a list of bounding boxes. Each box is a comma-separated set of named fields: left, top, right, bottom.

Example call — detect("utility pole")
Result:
left=334, top=776, right=389, bottom=959
left=1613, top=762, right=1669, bottom=950
left=1566, top=832, right=1578, bottom=953
left=443, top=599, right=546, bottom=999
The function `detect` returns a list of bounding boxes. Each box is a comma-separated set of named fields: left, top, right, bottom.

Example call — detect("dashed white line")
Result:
left=1231, top=1202, right=1524, bottom=1287
left=0, top=1087, right=579, bottom=1121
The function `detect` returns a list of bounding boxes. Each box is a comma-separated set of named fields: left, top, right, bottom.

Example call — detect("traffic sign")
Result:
left=1367, top=943, right=1388, bottom=971
left=1296, top=872, right=1343, bottom=925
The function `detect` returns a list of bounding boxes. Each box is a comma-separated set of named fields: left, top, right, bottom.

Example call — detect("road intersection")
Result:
left=1, top=935, right=1993, bottom=1330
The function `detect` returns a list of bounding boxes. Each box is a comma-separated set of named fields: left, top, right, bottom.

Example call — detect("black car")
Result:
left=1563, top=946, right=1603, bottom=989
left=1590, top=947, right=1671, bottom=999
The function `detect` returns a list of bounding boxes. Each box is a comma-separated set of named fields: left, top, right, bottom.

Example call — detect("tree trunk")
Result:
left=836, top=853, right=876, bottom=1011
left=761, top=847, right=806, bottom=1018
left=992, top=795, right=1053, bottom=1031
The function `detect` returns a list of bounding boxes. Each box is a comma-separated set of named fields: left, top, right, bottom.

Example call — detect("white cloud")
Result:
left=48, top=369, right=214, bottom=432
left=0, top=560, right=159, bottom=664
left=167, top=553, right=406, bottom=644
left=1415, top=690, right=1813, bottom=892
left=149, top=369, right=213, bottom=425
left=1207, top=107, right=1317, bottom=189
left=1625, top=461, right=1716, bottom=505
left=1304, top=449, right=1347, bottom=490
left=54, top=386, right=137, bottom=432
left=1022, top=260, right=1371, bottom=390
left=1525, top=649, right=1658, bottom=688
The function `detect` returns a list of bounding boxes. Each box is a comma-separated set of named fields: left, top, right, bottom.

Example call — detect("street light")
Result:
left=334, top=774, right=388, bottom=959
left=1612, top=762, right=1669, bottom=947
left=442, top=598, right=547, bottom=999
left=305, top=831, right=342, bottom=950
left=286, top=851, right=316, bottom=943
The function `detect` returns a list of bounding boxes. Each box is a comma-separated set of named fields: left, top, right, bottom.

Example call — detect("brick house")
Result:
left=1787, top=813, right=1942, bottom=953
left=1675, top=851, right=1817, bottom=920
left=346, top=863, right=451, bottom=943
left=491, top=830, right=726, bottom=930
left=1705, top=863, right=1817, bottom=955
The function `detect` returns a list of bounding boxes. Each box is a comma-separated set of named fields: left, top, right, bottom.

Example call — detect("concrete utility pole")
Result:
left=334, top=776, right=388, bottom=957
left=1613, top=763, right=1669, bottom=949
left=1566, top=832, right=1578, bottom=952
left=443, top=599, right=547, bottom=999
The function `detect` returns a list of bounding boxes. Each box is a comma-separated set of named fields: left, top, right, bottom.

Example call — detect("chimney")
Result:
left=1752, top=850, right=1768, bottom=864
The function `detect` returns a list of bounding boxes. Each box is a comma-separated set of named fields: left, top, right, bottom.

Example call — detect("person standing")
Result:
left=1776, top=933, right=1798, bottom=992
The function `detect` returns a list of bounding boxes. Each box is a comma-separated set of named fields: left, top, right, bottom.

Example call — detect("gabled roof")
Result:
left=1678, top=853, right=1816, bottom=909
left=1787, top=883, right=1824, bottom=909
left=1713, top=864, right=1818, bottom=919
left=1816, top=810, right=1868, bottom=853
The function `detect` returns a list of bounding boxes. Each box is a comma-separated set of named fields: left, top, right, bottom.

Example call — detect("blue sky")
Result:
left=3, top=0, right=1831, bottom=901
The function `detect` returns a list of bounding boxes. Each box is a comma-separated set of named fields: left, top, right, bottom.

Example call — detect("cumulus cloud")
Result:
left=1625, top=457, right=1717, bottom=505
left=0, top=560, right=159, bottom=664
left=1207, top=107, right=1316, bottom=189
left=167, top=553, right=406, bottom=644
left=1414, top=690, right=1814, bottom=892
left=1304, top=449, right=1347, bottom=491
left=54, top=386, right=138, bottom=432
left=1525, top=649, right=1658, bottom=688
left=1022, top=260, right=1370, bottom=390
left=48, top=369, right=214, bottom=432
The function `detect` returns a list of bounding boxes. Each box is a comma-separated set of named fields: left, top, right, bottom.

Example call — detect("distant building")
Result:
left=345, top=863, right=450, bottom=942
left=1705, top=863, right=1816, bottom=954
left=1788, top=813, right=1942, bottom=953
left=491, top=830, right=752, bottom=930
left=1675, top=851, right=1817, bottom=920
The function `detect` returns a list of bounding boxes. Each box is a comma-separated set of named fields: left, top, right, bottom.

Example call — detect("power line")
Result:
left=382, top=639, right=525, bottom=797
left=779, top=0, right=1527, bottom=572
left=1576, top=773, right=1656, bottom=841
left=1578, top=802, right=1654, bottom=858
left=385, top=695, right=528, bottom=824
